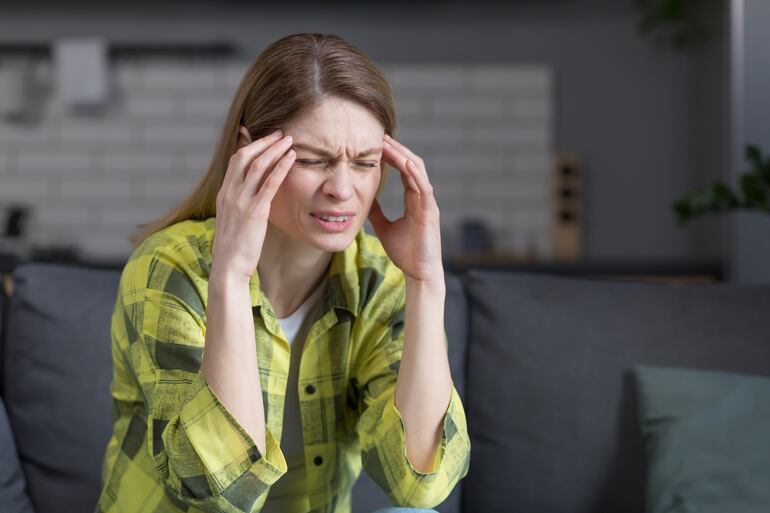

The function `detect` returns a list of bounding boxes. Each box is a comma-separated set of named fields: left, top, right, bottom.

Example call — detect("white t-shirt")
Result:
left=261, top=276, right=327, bottom=513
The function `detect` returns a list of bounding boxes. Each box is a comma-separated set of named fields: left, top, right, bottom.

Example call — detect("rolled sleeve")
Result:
left=387, top=383, right=467, bottom=476
left=147, top=368, right=287, bottom=503
left=121, top=245, right=287, bottom=512
left=354, top=287, right=471, bottom=509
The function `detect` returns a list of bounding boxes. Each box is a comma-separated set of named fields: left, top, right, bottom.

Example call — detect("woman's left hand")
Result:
left=367, top=134, right=444, bottom=284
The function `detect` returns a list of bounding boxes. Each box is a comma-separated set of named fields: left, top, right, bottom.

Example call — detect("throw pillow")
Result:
left=634, top=365, right=770, bottom=513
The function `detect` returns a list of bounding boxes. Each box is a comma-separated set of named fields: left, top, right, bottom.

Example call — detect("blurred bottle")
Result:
left=460, top=218, right=493, bottom=252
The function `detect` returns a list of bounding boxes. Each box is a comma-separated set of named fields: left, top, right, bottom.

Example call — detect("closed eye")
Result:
left=297, top=159, right=379, bottom=168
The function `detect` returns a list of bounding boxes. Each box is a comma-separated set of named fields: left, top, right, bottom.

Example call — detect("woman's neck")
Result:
left=257, top=225, right=332, bottom=318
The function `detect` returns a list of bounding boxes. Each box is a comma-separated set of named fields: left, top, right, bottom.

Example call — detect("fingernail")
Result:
left=272, top=129, right=283, bottom=137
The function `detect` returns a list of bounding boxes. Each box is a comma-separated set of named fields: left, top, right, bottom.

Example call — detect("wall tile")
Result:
left=0, top=57, right=554, bottom=261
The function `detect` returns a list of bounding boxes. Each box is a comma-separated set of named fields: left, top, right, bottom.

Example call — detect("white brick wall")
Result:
left=379, top=63, right=554, bottom=259
left=0, top=57, right=554, bottom=261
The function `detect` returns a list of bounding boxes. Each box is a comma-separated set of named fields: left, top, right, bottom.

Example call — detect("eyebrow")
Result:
left=292, top=143, right=381, bottom=158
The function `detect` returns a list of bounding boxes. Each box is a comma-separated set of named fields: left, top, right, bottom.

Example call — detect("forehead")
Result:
left=285, top=97, right=384, bottom=149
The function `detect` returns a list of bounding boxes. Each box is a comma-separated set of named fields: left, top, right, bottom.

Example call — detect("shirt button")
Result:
left=305, top=384, right=316, bottom=394
left=314, top=456, right=323, bottom=466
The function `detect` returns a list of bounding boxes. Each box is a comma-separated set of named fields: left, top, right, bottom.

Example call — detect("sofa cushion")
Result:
left=1, top=263, right=121, bottom=513
left=3, top=263, right=468, bottom=513
left=461, top=270, right=770, bottom=513
left=634, top=365, right=770, bottom=513
left=0, top=395, right=35, bottom=513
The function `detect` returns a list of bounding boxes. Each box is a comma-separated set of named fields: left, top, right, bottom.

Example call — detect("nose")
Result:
left=321, top=162, right=355, bottom=201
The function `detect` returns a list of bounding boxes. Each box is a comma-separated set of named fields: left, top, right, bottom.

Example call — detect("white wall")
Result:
left=0, top=0, right=730, bottom=266
left=0, top=59, right=554, bottom=261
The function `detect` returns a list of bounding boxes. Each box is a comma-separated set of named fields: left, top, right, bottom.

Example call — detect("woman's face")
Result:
left=267, top=96, right=384, bottom=253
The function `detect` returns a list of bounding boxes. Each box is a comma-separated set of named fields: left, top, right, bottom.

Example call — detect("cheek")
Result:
left=367, top=170, right=383, bottom=193
left=273, top=171, right=304, bottom=196
left=271, top=171, right=317, bottom=212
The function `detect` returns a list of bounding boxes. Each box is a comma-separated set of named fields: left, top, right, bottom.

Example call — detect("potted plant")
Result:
left=673, top=144, right=770, bottom=224
left=637, top=0, right=719, bottom=49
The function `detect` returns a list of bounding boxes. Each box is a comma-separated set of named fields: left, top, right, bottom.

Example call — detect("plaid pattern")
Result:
left=95, top=217, right=470, bottom=513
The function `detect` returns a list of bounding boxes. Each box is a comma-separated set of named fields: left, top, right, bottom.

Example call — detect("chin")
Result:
left=297, top=219, right=359, bottom=252
left=307, top=231, right=357, bottom=252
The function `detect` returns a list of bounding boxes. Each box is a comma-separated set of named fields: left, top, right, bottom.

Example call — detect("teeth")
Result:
left=318, top=215, right=349, bottom=222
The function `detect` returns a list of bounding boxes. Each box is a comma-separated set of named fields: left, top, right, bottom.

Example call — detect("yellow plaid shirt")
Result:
left=95, top=217, right=471, bottom=513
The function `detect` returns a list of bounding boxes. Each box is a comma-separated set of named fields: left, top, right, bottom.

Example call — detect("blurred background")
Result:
left=1, top=0, right=769, bottom=284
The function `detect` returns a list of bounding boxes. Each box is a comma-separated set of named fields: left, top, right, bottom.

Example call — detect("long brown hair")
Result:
left=129, top=32, right=397, bottom=248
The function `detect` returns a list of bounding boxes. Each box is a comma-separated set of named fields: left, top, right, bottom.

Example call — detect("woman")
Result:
left=95, top=33, right=470, bottom=513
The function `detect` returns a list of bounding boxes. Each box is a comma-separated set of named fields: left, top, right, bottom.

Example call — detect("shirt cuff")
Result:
left=177, top=371, right=287, bottom=493
left=386, top=383, right=463, bottom=476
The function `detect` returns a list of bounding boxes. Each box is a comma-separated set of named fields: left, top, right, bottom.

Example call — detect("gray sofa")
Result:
left=1, top=262, right=768, bottom=513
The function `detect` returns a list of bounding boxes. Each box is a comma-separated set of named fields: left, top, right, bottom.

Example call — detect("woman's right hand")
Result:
left=210, top=128, right=296, bottom=283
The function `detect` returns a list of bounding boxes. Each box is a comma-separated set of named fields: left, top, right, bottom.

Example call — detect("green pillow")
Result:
left=633, top=365, right=770, bottom=513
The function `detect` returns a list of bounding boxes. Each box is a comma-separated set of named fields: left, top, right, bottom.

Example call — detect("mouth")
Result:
left=310, top=213, right=354, bottom=232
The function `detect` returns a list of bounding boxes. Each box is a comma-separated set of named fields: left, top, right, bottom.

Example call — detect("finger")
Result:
left=384, top=134, right=427, bottom=180
left=398, top=166, right=410, bottom=190
left=382, top=142, right=420, bottom=193
left=383, top=141, right=437, bottom=216
left=248, top=134, right=294, bottom=181
left=253, top=149, right=296, bottom=205
left=383, top=137, right=433, bottom=199
left=398, top=163, right=419, bottom=195
left=405, top=158, right=434, bottom=199
left=396, top=152, right=420, bottom=193
left=223, top=128, right=283, bottom=195
left=406, top=158, right=438, bottom=212
left=238, top=134, right=294, bottom=197
left=382, top=142, right=415, bottom=188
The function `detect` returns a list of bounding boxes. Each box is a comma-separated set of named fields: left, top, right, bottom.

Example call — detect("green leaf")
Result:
left=758, top=159, right=770, bottom=186
left=672, top=143, right=770, bottom=225
left=673, top=198, right=693, bottom=224
left=711, top=181, right=739, bottom=210
left=745, top=144, right=763, bottom=168
left=740, top=173, right=768, bottom=206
